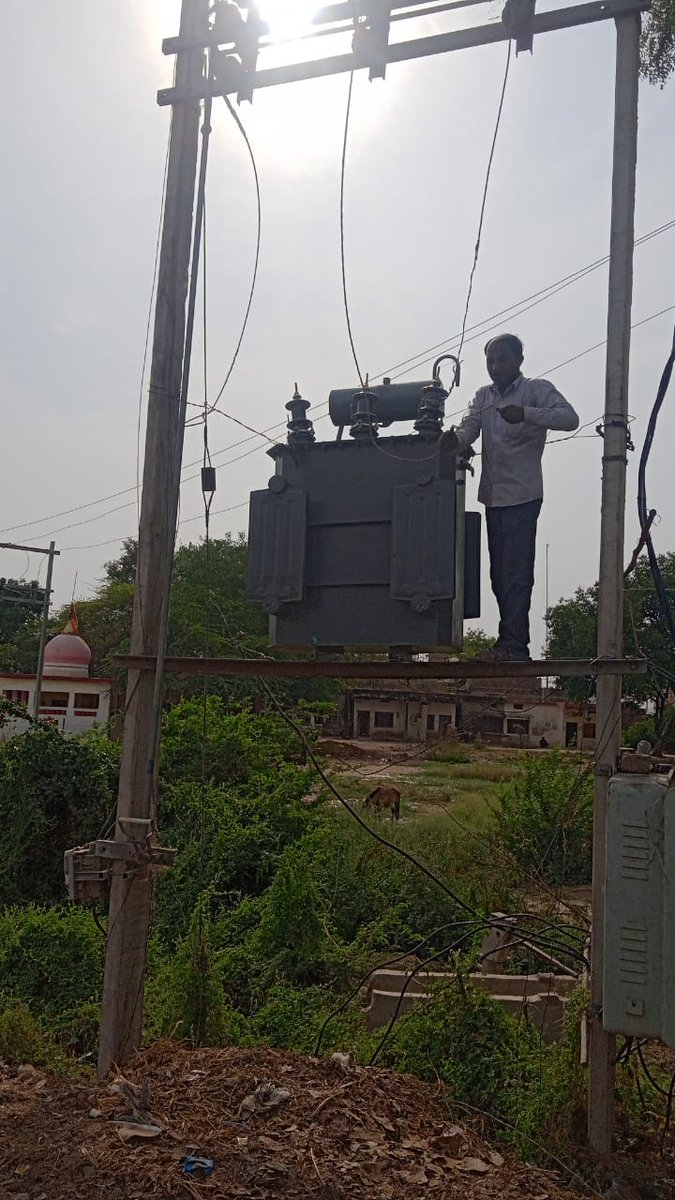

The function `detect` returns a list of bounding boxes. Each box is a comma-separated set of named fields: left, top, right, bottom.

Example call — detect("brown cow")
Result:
left=363, top=785, right=401, bottom=821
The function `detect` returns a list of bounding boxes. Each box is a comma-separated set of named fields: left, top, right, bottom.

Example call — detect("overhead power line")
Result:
left=3, top=225, right=672, bottom=545
left=57, top=300, right=673, bottom=555
left=457, top=38, right=512, bottom=362
left=376, top=217, right=675, bottom=383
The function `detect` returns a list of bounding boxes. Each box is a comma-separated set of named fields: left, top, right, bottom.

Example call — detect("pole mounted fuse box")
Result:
left=246, top=375, right=481, bottom=652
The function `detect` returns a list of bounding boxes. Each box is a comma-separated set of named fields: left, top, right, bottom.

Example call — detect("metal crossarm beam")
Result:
left=115, top=655, right=646, bottom=679
left=162, top=0, right=494, bottom=53
left=158, top=0, right=650, bottom=105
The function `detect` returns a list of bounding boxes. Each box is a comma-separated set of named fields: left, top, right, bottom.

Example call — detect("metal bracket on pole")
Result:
left=502, top=0, right=537, bottom=53
left=64, top=819, right=176, bottom=905
left=157, top=0, right=650, bottom=104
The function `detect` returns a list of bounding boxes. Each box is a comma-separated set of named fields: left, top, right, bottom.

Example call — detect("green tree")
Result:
left=103, top=538, right=137, bottom=586
left=0, top=724, right=120, bottom=905
left=460, top=628, right=494, bottom=658
left=0, top=580, right=46, bottom=670
left=641, top=0, right=675, bottom=86
left=0, top=579, right=45, bottom=641
left=491, top=750, right=594, bottom=885
left=0, top=535, right=268, bottom=686
left=546, top=552, right=675, bottom=733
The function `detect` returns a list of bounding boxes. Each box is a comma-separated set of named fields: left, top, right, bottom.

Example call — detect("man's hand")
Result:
left=498, top=404, right=524, bottom=424
left=438, top=427, right=459, bottom=452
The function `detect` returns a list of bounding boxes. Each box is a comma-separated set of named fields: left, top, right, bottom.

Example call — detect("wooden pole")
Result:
left=588, top=10, right=640, bottom=1153
left=97, top=0, right=210, bottom=1077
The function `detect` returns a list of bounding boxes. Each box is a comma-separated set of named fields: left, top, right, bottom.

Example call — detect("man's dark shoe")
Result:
left=474, top=644, right=530, bottom=662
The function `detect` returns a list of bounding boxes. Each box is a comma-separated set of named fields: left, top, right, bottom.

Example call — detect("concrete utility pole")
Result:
left=588, top=11, right=641, bottom=1154
left=97, top=0, right=210, bottom=1077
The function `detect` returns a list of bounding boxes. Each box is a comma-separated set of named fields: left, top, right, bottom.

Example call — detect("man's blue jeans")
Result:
left=485, top=498, right=542, bottom=660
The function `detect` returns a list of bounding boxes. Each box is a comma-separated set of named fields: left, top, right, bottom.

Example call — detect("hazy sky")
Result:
left=1, top=1, right=673, bottom=655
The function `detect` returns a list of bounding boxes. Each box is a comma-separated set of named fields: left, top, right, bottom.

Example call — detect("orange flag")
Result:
left=63, top=602, right=80, bottom=636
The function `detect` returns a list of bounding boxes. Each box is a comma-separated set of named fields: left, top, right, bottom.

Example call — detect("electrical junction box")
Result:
left=246, top=379, right=481, bottom=652
left=603, top=772, right=675, bottom=1047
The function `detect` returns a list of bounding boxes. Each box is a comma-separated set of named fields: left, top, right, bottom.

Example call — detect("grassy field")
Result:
left=323, top=744, right=522, bottom=834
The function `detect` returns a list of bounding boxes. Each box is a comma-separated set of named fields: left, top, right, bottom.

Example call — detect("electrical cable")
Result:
left=374, top=218, right=675, bottom=384
left=340, top=71, right=367, bottom=391
left=207, top=96, right=262, bottom=417
left=3, top=229, right=671, bottom=543
left=367, top=920, right=582, bottom=1067
left=661, top=1069, right=675, bottom=1153
left=456, top=38, right=512, bottom=363
left=261, top=677, right=479, bottom=915
left=368, top=926, right=486, bottom=1064
left=258, top=673, right=592, bottom=968
left=636, top=324, right=675, bottom=648
left=313, top=917, right=483, bottom=1055
left=538, top=304, right=675, bottom=378
left=442, top=1100, right=605, bottom=1198
left=637, top=1041, right=671, bottom=1098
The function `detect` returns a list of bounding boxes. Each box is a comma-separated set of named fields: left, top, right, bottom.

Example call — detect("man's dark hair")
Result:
left=484, top=333, right=524, bottom=359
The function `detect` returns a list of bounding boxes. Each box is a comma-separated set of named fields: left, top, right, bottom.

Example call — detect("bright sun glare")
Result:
left=255, top=1, right=323, bottom=41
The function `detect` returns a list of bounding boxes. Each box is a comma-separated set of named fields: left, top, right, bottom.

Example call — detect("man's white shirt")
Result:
left=454, top=374, right=579, bottom=508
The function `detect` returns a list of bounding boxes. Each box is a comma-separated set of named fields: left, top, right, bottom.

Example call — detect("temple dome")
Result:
left=44, top=613, right=92, bottom=678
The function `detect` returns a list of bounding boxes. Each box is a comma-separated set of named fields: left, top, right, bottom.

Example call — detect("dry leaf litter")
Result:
left=0, top=1040, right=597, bottom=1199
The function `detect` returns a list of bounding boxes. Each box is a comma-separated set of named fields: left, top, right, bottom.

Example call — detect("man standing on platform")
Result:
left=444, top=334, right=579, bottom=661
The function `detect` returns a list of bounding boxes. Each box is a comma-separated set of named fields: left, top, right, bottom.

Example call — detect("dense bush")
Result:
left=623, top=709, right=675, bottom=751
left=383, top=979, right=586, bottom=1155
left=0, top=905, right=104, bottom=1056
left=0, top=726, right=119, bottom=905
left=154, top=701, right=320, bottom=946
left=160, top=696, right=302, bottom=786
left=0, top=1001, right=79, bottom=1071
left=490, top=750, right=593, bottom=885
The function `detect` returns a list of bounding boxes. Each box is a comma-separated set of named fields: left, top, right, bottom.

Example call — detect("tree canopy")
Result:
left=0, top=536, right=337, bottom=707
left=546, top=552, right=675, bottom=729
left=0, top=535, right=267, bottom=680
left=0, top=579, right=45, bottom=668
left=641, top=0, right=675, bottom=86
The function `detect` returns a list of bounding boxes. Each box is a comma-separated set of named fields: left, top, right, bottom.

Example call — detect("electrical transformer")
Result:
left=604, top=772, right=675, bottom=1048
left=246, top=369, right=481, bottom=652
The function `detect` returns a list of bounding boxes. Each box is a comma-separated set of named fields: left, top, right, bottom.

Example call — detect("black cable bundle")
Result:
left=636, top=326, right=675, bottom=653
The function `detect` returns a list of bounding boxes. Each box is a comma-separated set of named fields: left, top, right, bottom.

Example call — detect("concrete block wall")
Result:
left=365, top=970, right=577, bottom=1042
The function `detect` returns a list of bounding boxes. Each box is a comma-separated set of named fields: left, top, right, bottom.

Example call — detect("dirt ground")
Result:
left=0, top=1041, right=598, bottom=1200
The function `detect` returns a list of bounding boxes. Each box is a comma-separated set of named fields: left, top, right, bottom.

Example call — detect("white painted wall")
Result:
left=0, top=674, right=111, bottom=740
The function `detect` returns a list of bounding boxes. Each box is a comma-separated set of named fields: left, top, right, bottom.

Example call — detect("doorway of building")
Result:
left=357, top=710, right=370, bottom=737
left=565, top=722, right=579, bottom=748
